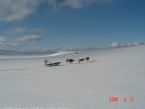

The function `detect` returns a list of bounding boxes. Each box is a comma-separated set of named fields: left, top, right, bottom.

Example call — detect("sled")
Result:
left=45, top=62, right=61, bottom=67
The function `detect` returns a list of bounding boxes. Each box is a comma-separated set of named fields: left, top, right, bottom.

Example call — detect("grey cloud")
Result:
left=0, top=35, right=43, bottom=51
left=0, top=36, right=21, bottom=50
left=0, top=37, right=7, bottom=46
left=127, top=42, right=145, bottom=47
left=0, top=37, right=7, bottom=42
left=10, top=27, right=27, bottom=33
left=0, top=0, right=39, bottom=21
left=110, top=42, right=123, bottom=48
left=9, top=27, right=48, bottom=34
left=111, top=41, right=145, bottom=49
left=0, top=0, right=113, bottom=22
left=16, top=35, right=44, bottom=42
left=48, top=0, right=112, bottom=9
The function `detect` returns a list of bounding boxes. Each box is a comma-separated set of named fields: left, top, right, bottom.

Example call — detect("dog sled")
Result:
left=45, top=61, right=61, bottom=67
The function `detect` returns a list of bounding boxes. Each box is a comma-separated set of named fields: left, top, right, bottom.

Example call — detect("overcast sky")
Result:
left=0, top=0, right=145, bottom=51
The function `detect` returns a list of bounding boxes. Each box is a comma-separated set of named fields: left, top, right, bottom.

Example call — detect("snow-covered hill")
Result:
left=0, top=45, right=145, bottom=109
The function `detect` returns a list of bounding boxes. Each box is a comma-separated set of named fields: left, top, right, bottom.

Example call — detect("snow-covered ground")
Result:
left=0, top=45, right=145, bottom=109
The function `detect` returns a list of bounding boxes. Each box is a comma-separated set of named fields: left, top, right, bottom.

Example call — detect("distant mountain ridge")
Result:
left=0, top=49, right=57, bottom=55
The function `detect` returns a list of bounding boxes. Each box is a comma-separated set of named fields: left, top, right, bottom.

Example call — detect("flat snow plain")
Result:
left=0, top=45, right=145, bottom=109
